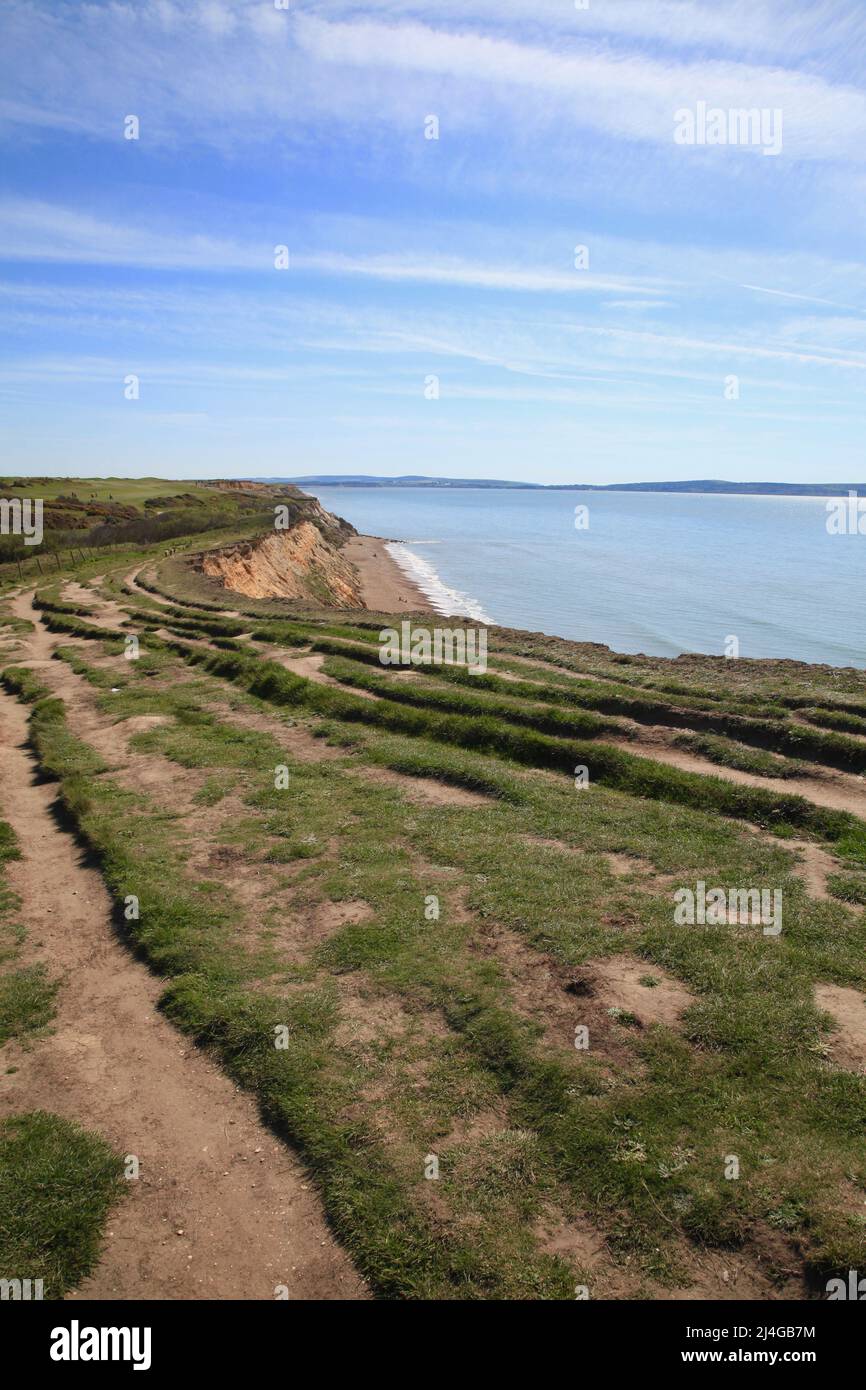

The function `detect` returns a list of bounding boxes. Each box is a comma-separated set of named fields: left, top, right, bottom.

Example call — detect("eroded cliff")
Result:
left=199, top=520, right=364, bottom=605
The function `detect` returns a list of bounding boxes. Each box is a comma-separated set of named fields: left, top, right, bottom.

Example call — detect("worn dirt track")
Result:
left=0, top=594, right=366, bottom=1300
left=611, top=730, right=866, bottom=819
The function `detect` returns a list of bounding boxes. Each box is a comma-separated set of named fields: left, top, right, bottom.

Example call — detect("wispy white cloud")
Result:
left=295, top=14, right=866, bottom=162
left=299, top=253, right=668, bottom=296
left=310, top=0, right=863, bottom=62
left=556, top=321, right=866, bottom=370
left=739, top=283, right=862, bottom=310
left=0, top=200, right=671, bottom=298
left=2, top=1, right=864, bottom=164
left=1, top=0, right=864, bottom=480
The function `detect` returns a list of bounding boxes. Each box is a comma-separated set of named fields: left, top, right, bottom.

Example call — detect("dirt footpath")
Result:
left=0, top=598, right=365, bottom=1300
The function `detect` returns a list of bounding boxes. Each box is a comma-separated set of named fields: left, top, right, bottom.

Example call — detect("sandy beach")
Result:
left=343, top=534, right=434, bottom=613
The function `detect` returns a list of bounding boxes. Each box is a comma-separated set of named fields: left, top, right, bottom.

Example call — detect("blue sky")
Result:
left=1, top=0, right=865, bottom=484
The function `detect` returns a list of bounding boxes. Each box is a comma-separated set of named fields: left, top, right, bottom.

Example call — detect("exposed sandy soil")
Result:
left=124, top=567, right=176, bottom=605
left=202, top=525, right=363, bottom=605
left=61, top=580, right=99, bottom=606
left=467, top=918, right=644, bottom=1070
left=815, top=983, right=866, bottom=1072
left=532, top=1209, right=801, bottom=1300
left=488, top=653, right=866, bottom=820
left=261, top=647, right=377, bottom=701
left=332, top=969, right=444, bottom=1053
left=0, top=594, right=366, bottom=1301
left=783, top=839, right=840, bottom=901
left=609, top=731, right=866, bottom=819
left=586, top=954, right=695, bottom=1030
left=341, top=535, right=433, bottom=614
left=59, top=579, right=130, bottom=630
left=357, top=763, right=492, bottom=807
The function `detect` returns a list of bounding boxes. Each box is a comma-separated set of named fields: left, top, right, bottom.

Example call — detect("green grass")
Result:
left=14, top=685, right=578, bottom=1297
left=0, top=1111, right=124, bottom=1298
left=320, top=651, right=630, bottom=740
left=0, top=966, right=57, bottom=1047
left=804, top=707, right=866, bottom=737
left=1, top=475, right=206, bottom=506
left=0, top=810, right=58, bottom=1051
left=672, top=731, right=808, bottom=780
left=168, top=640, right=866, bottom=862
left=16, top=639, right=866, bottom=1292
left=1, top=665, right=51, bottom=703
left=125, top=605, right=249, bottom=639
left=39, top=611, right=127, bottom=642
left=0, top=817, right=27, bottom=978
left=0, top=819, right=20, bottom=869
left=29, top=695, right=108, bottom=779
left=53, top=645, right=129, bottom=689
left=0, top=599, right=34, bottom=636
left=307, top=635, right=866, bottom=773
left=827, top=874, right=866, bottom=906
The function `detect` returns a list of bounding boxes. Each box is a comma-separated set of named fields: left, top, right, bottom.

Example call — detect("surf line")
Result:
left=385, top=542, right=493, bottom=624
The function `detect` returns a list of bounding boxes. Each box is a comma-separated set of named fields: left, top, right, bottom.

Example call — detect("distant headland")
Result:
left=266, top=476, right=865, bottom=498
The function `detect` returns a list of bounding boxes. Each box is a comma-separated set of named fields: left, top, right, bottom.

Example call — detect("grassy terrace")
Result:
left=2, top=553, right=866, bottom=1298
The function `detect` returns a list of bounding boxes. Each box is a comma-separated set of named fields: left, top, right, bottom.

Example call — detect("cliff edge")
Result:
left=196, top=492, right=364, bottom=605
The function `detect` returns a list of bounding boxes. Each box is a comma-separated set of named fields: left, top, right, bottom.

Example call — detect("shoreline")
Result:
left=342, top=534, right=434, bottom=614
left=345, top=534, right=494, bottom=623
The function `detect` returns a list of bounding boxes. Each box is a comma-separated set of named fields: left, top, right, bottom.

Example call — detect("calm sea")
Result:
left=306, top=487, right=866, bottom=669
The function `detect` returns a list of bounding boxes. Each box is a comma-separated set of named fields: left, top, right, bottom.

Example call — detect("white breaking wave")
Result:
left=386, top=543, right=494, bottom=624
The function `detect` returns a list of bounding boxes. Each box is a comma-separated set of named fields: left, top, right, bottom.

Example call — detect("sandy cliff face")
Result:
left=200, top=522, right=364, bottom=605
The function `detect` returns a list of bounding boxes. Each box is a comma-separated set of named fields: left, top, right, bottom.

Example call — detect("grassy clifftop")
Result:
left=0, top=477, right=356, bottom=600
left=2, top=534, right=865, bottom=1299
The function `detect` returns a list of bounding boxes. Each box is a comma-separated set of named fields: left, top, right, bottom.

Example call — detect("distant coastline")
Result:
left=264, top=475, right=866, bottom=498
